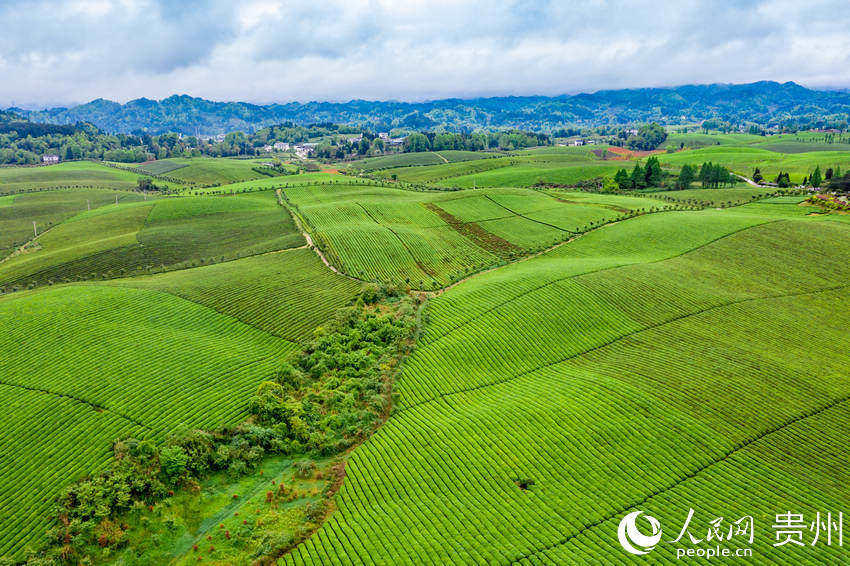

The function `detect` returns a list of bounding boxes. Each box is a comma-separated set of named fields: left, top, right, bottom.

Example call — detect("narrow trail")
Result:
left=736, top=174, right=760, bottom=187
left=0, top=225, right=52, bottom=265
left=275, top=189, right=347, bottom=278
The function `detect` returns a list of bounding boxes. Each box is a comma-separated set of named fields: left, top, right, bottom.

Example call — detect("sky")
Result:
left=2, top=0, right=850, bottom=108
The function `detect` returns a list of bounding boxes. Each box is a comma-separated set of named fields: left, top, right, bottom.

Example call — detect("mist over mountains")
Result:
left=10, top=81, right=850, bottom=135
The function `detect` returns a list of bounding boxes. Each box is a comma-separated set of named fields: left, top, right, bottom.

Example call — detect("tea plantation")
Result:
left=2, top=144, right=850, bottom=564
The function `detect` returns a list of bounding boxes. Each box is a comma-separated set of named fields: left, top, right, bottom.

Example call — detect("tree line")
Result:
left=613, top=159, right=734, bottom=191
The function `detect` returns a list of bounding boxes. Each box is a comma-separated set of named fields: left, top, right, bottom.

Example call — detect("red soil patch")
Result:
left=598, top=146, right=668, bottom=160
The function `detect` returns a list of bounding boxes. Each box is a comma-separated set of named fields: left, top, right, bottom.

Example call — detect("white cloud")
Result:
left=2, top=0, right=850, bottom=108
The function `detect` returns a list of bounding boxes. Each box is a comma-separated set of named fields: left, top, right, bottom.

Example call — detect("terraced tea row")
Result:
left=0, top=192, right=303, bottom=288
left=109, top=248, right=363, bottom=342
left=285, top=183, right=676, bottom=287
left=0, top=161, right=143, bottom=193
left=0, top=284, right=299, bottom=558
left=400, top=219, right=850, bottom=406
left=0, top=385, right=149, bottom=558
left=283, top=210, right=850, bottom=565
left=0, top=188, right=149, bottom=257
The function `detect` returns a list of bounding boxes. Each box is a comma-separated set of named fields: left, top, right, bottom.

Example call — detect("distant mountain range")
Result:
left=9, top=81, right=850, bottom=135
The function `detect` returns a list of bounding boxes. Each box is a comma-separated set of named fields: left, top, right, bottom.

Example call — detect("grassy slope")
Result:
left=0, top=188, right=149, bottom=257
left=185, top=172, right=343, bottom=195
left=111, top=455, right=332, bottom=565
left=646, top=186, right=773, bottom=206
left=285, top=184, right=671, bottom=287
left=660, top=146, right=850, bottom=183
left=286, top=184, right=498, bottom=287
left=0, top=162, right=142, bottom=193
left=347, top=150, right=493, bottom=172
left=0, top=285, right=297, bottom=558
left=374, top=147, right=620, bottom=188
left=283, top=207, right=850, bottom=565
left=0, top=192, right=303, bottom=288
left=109, top=247, right=362, bottom=343
left=164, top=158, right=271, bottom=185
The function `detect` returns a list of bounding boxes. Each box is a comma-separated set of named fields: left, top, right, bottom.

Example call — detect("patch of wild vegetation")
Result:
left=23, top=285, right=419, bottom=566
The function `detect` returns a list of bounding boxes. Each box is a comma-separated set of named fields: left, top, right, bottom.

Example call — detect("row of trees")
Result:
left=0, top=115, right=374, bottom=164
left=315, top=130, right=550, bottom=159
left=613, top=156, right=664, bottom=190
left=693, top=162, right=735, bottom=188
left=801, top=165, right=843, bottom=188
left=34, top=287, right=417, bottom=564
left=613, top=159, right=735, bottom=191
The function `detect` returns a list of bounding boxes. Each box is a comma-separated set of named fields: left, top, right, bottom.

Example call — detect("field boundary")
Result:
left=96, top=280, right=303, bottom=344
left=483, top=194, right=575, bottom=233
left=402, top=278, right=848, bottom=413
left=423, top=202, right=521, bottom=259
left=355, top=202, right=440, bottom=280
left=0, top=379, right=153, bottom=431
left=422, top=218, right=783, bottom=344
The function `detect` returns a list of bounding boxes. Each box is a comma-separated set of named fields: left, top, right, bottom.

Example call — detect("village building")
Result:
left=273, top=141, right=290, bottom=151
left=41, top=154, right=59, bottom=164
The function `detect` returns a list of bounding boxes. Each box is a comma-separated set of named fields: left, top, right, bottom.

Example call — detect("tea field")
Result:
left=2, top=143, right=850, bottom=564
left=283, top=209, right=850, bottom=565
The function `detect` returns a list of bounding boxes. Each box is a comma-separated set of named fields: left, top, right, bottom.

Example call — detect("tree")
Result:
left=752, top=167, right=763, bottom=184
left=810, top=165, right=822, bottom=188
left=403, top=133, right=430, bottom=152
left=630, top=163, right=646, bottom=189
left=698, top=162, right=733, bottom=188
left=698, top=162, right=711, bottom=188
left=775, top=171, right=791, bottom=188
left=627, top=123, right=667, bottom=151
left=644, top=156, right=663, bottom=187
left=614, top=168, right=630, bottom=190
left=159, top=446, right=188, bottom=482
left=138, top=178, right=158, bottom=192
left=828, top=172, right=850, bottom=193
left=677, top=164, right=695, bottom=189
left=825, top=167, right=834, bottom=180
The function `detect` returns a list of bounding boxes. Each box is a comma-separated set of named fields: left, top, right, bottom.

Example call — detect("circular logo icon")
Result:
left=618, top=511, right=662, bottom=555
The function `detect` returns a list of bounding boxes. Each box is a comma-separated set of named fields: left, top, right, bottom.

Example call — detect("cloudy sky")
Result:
left=2, top=0, right=849, bottom=108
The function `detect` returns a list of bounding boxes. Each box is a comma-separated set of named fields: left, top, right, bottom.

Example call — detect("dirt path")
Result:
left=276, top=189, right=348, bottom=277
left=0, top=225, right=51, bottom=265
left=736, top=174, right=760, bottom=187
left=434, top=152, right=449, bottom=163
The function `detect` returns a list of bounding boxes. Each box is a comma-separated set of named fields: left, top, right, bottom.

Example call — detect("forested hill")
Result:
left=10, top=81, right=850, bottom=135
